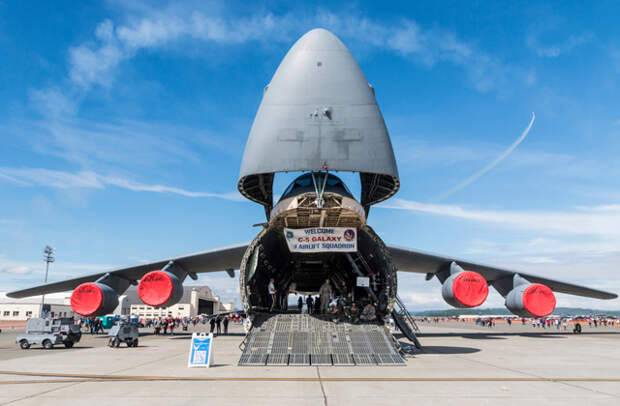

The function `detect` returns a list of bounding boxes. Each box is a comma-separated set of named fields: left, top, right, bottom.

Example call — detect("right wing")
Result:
left=388, top=245, right=617, bottom=300
left=6, top=243, right=249, bottom=298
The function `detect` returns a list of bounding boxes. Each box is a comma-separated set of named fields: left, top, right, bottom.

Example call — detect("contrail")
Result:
left=434, top=112, right=536, bottom=202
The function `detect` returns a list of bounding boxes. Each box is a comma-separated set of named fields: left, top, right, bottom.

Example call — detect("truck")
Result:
left=16, top=318, right=82, bottom=349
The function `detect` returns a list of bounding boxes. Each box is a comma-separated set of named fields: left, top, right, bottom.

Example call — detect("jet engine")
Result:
left=137, top=270, right=184, bottom=307
left=70, top=282, right=119, bottom=316
left=505, top=282, right=556, bottom=317
left=441, top=263, right=489, bottom=308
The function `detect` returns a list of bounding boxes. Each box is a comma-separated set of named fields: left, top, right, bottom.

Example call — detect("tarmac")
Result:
left=0, top=321, right=619, bottom=405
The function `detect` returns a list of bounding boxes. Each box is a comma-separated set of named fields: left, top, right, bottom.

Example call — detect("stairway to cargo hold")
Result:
left=238, top=314, right=406, bottom=366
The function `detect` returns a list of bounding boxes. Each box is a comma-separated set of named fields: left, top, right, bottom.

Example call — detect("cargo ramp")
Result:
left=238, top=314, right=406, bottom=366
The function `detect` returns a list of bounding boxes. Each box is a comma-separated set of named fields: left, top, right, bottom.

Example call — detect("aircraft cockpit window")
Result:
left=279, top=173, right=354, bottom=202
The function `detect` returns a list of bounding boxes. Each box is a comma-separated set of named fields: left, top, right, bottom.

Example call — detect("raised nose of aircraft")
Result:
left=266, top=28, right=374, bottom=104
left=238, top=28, right=400, bottom=211
left=293, top=27, right=348, bottom=51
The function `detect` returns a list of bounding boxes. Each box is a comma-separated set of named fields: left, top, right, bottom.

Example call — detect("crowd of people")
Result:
left=147, top=315, right=238, bottom=336
left=78, top=314, right=243, bottom=336
left=83, top=317, right=104, bottom=334
left=283, top=279, right=384, bottom=324
left=418, top=315, right=620, bottom=330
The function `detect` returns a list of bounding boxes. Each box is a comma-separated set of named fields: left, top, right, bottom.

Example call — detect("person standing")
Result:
left=319, top=279, right=333, bottom=314
left=209, top=317, right=216, bottom=334
left=297, top=296, right=304, bottom=313
left=339, top=280, right=348, bottom=296
left=216, top=316, right=222, bottom=335
left=223, top=317, right=229, bottom=334
left=268, top=278, right=277, bottom=312
left=306, top=295, right=314, bottom=314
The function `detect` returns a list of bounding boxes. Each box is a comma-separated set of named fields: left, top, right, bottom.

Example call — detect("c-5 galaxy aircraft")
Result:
left=8, top=29, right=616, bottom=347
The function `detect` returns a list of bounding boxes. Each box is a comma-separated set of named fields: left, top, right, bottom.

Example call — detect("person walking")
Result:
left=268, top=278, right=277, bottom=312
left=319, top=279, right=333, bottom=314
left=223, top=317, right=229, bottom=334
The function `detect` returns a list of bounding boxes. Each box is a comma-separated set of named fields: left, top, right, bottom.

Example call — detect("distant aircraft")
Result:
left=8, top=29, right=616, bottom=332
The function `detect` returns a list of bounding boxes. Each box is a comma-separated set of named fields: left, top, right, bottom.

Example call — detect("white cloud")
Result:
left=526, top=31, right=591, bottom=58
left=0, top=167, right=244, bottom=201
left=60, top=6, right=530, bottom=94
left=1, top=266, right=33, bottom=275
left=434, top=112, right=535, bottom=201
left=380, top=198, right=620, bottom=238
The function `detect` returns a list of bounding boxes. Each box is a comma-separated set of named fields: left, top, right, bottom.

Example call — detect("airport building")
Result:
left=0, top=302, right=75, bottom=328
left=127, top=285, right=234, bottom=319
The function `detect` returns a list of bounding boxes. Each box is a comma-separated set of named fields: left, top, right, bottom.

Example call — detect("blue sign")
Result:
left=188, top=333, right=213, bottom=368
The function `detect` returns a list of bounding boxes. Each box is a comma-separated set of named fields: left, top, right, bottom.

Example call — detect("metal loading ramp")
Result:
left=238, top=314, right=406, bottom=366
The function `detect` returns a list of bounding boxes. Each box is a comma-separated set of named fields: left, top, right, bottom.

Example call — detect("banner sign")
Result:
left=284, top=227, right=357, bottom=253
left=356, top=276, right=370, bottom=287
left=188, top=333, right=213, bottom=368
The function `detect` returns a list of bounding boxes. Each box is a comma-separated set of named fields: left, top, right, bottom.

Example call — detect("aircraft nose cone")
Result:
left=294, top=28, right=347, bottom=51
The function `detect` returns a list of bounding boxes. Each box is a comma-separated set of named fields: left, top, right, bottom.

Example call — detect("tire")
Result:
left=43, top=339, right=53, bottom=350
left=64, top=340, right=74, bottom=348
left=19, top=340, right=30, bottom=350
left=133, top=338, right=138, bottom=347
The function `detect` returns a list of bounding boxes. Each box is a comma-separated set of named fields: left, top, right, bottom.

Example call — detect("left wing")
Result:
left=6, top=243, right=249, bottom=298
left=388, top=245, right=617, bottom=300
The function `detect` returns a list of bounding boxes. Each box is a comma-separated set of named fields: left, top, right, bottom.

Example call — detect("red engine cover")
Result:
left=138, top=270, right=175, bottom=307
left=70, top=283, right=103, bottom=316
left=452, top=271, right=489, bottom=307
left=523, top=284, right=556, bottom=317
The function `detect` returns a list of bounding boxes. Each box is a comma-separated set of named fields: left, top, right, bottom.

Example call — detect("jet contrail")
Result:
left=434, top=112, right=536, bottom=202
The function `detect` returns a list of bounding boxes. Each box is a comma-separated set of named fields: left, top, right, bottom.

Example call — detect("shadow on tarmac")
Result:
left=420, top=345, right=481, bottom=354
left=23, top=346, right=95, bottom=351
left=395, top=340, right=480, bottom=355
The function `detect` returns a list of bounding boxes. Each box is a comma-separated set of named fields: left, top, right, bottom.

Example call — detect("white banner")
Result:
left=284, top=227, right=357, bottom=253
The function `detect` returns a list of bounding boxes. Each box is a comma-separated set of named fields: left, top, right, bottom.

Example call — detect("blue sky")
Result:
left=1, top=1, right=620, bottom=310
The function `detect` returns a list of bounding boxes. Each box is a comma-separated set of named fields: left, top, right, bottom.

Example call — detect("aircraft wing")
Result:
left=6, top=243, right=249, bottom=299
left=388, top=245, right=617, bottom=300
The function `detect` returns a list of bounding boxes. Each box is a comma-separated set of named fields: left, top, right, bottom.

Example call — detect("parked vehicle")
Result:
left=107, top=322, right=139, bottom=347
left=16, top=318, right=81, bottom=349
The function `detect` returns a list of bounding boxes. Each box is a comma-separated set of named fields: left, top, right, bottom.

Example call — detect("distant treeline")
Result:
left=411, top=307, right=620, bottom=317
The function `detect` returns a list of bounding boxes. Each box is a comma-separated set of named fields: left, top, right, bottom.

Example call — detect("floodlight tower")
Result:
left=40, top=245, right=55, bottom=317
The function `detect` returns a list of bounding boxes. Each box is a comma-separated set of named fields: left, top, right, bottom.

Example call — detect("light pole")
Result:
left=41, top=245, right=55, bottom=317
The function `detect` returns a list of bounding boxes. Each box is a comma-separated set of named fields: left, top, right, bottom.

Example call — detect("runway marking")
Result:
left=1, top=371, right=619, bottom=384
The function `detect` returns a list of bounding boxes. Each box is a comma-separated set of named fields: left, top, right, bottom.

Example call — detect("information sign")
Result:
left=188, top=333, right=213, bottom=368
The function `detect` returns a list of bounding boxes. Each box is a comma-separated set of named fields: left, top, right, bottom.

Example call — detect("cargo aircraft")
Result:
left=8, top=29, right=616, bottom=337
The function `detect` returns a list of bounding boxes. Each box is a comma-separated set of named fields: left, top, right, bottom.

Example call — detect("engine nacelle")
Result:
left=70, top=282, right=119, bottom=316
left=138, top=270, right=184, bottom=307
left=505, top=283, right=556, bottom=317
left=442, top=269, right=489, bottom=308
